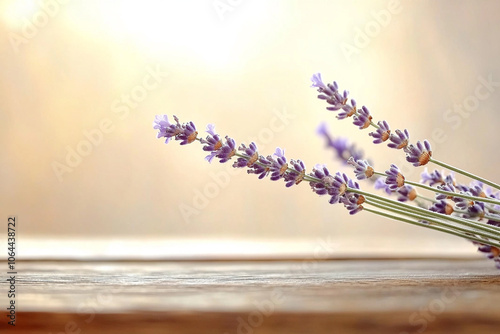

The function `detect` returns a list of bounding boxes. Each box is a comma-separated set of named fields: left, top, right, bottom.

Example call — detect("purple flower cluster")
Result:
left=420, top=168, right=456, bottom=186
left=200, top=124, right=236, bottom=163
left=387, top=129, right=410, bottom=150
left=406, top=140, right=432, bottom=167
left=311, top=73, right=353, bottom=116
left=385, top=164, right=405, bottom=191
left=153, top=115, right=198, bottom=145
left=347, top=157, right=374, bottom=180
left=353, top=106, right=373, bottom=129
left=154, top=72, right=500, bottom=270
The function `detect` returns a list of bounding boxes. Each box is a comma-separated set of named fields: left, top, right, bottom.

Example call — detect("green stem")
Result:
left=351, top=188, right=500, bottom=237
left=365, top=198, right=500, bottom=243
left=405, top=179, right=500, bottom=206
left=363, top=206, right=500, bottom=249
left=430, top=157, right=500, bottom=191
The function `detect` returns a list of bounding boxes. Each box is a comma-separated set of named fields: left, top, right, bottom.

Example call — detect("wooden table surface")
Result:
left=1, top=258, right=499, bottom=333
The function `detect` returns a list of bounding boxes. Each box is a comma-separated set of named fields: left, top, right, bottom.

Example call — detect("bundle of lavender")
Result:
left=153, top=73, right=500, bottom=269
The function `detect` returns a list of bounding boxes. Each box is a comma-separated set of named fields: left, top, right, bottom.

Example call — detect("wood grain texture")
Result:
left=1, top=259, right=499, bottom=333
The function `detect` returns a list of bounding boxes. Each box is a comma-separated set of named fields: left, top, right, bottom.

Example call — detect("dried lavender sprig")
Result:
left=311, top=74, right=500, bottom=190
left=154, top=115, right=500, bottom=261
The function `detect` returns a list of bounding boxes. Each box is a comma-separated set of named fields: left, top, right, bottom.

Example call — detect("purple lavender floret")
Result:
left=309, top=164, right=335, bottom=196
left=369, top=120, right=391, bottom=144
left=474, top=243, right=500, bottom=269
left=284, top=159, right=306, bottom=187
left=247, top=156, right=271, bottom=179
left=387, top=129, right=410, bottom=150
left=216, top=136, right=236, bottom=163
left=153, top=115, right=180, bottom=143
left=405, top=140, right=432, bottom=167
left=347, top=157, right=374, bottom=180
left=176, top=121, right=198, bottom=145
left=311, top=73, right=353, bottom=114
left=233, top=142, right=259, bottom=168
left=385, top=164, right=405, bottom=191
left=435, top=183, right=457, bottom=201
left=317, top=122, right=364, bottom=163
left=421, top=168, right=445, bottom=186
left=464, top=201, right=485, bottom=219
left=201, top=124, right=223, bottom=152
left=329, top=172, right=351, bottom=204
left=310, top=73, right=329, bottom=91
left=397, top=185, right=417, bottom=202
left=374, top=176, right=393, bottom=195
left=452, top=193, right=474, bottom=211
left=337, top=99, right=357, bottom=119
left=352, top=106, right=373, bottom=129
left=267, top=148, right=288, bottom=181
left=341, top=193, right=364, bottom=215
left=468, top=183, right=487, bottom=198
left=429, top=200, right=454, bottom=215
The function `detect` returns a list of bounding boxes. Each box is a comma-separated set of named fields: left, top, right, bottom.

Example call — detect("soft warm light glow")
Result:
left=66, top=0, right=275, bottom=69
left=2, top=0, right=38, bottom=29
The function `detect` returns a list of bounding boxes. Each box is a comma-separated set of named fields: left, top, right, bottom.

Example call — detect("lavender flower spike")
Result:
left=347, top=157, right=374, bottom=180
left=385, top=164, right=405, bottom=191
left=406, top=140, right=432, bottom=167
left=387, top=129, right=410, bottom=150
left=311, top=74, right=351, bottom=113
left=369, top=120, right=391, bottom=144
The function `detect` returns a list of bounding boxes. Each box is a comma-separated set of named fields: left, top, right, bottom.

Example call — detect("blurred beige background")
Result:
left=1, top=0, right=499, bottom=257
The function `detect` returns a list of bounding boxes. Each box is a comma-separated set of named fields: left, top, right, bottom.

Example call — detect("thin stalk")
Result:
left=363, top=207, right=500, bottom=249
left=350, top=188, right=500, bottom=237
left=365, top=198, right=500, bottom=244
left=373, top=171, right=500, bottom=206
left=405, top=179, right=500, bottom=206
left=430, top=157, right=500, bottom=191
